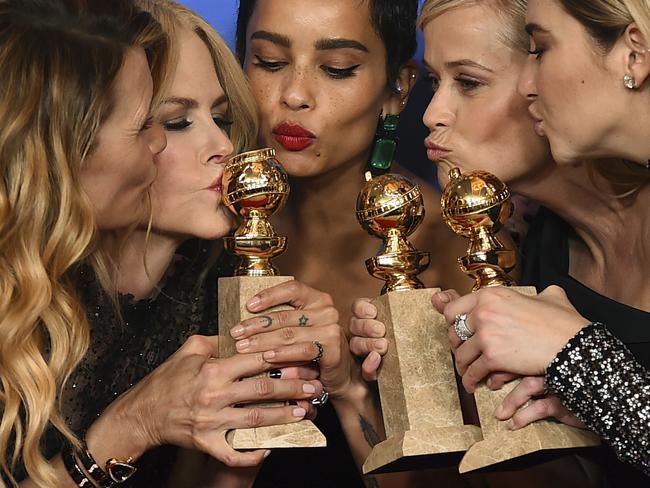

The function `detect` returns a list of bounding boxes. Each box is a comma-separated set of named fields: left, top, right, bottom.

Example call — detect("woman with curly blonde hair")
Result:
left=0, top=0, right=168, bottom=485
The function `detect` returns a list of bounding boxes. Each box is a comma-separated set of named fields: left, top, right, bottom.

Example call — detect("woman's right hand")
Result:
left=91, top=335, right=323, bottom=468
left=348, top=298, right=388, bottom=381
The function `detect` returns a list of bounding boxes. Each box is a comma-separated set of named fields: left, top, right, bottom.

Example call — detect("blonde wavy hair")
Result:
left=138, top=0, right=259, bottom=154
left=0, top=1, right=168, bottom=486
left=418, top=0, right=529, bottom=52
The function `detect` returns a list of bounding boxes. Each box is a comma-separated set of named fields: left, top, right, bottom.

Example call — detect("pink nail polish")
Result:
left=231, top=326, right=245, bottom=338
left=302, top=384, right=316, bottom=394
left=248, top=296, right=262, bottom=310
left=263, top=350, right=276, bottom=360
left=292, top=407, right=307, bottom=417
left=236, top=339, right=250, bottom=351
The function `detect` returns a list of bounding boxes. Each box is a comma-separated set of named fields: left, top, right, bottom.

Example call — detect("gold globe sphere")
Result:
left=441, top=168, right=512, bottom=238
left=223, top=148, right=289, bottom=221
left=356, top=173, right=425, bottom=240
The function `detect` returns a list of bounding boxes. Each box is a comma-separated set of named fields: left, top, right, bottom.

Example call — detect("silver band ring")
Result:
left=312, top=341, right=324, bottom=364
left=311, top=389, right=329, bottom=406
left=454, top=313, right=474, bottom=341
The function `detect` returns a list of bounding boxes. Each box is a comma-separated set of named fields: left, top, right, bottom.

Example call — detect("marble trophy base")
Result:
left=458, top=285, right=600, bottom=473
left=363, top=288, right=482, bottom=475
left=218, top=275, right=326, bottom=449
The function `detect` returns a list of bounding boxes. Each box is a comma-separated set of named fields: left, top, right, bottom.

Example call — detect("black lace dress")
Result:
left=521, top=207, right=650, bottom=485
left=10, top=240, right=225, bottom=486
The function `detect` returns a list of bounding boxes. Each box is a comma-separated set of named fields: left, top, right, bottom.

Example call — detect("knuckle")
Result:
left=276, top=310, right=292, bottom=327
left=255, top=378, right=275, bottom=397
left=349, top=337, right=363, bottom=355
left=285, top=280, right=301, bottom=296
left=245, top=407, right=265, bottom=427
left=325, top=307, right=339, bottom=324
left=221, top=452, right=237, bottom=467
left=281, top=326, right=296, bottom=343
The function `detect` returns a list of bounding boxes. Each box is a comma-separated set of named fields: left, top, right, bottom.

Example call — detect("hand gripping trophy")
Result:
left=441, top=167, right=599, bottom=473
left=218, top=148, right=326, bottom=449
left=357, top=172, right=481, bottom=475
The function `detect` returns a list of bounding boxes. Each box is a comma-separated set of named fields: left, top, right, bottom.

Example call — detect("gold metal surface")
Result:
left=356, top=173, right=430, bottom=294
left=441, top=168, right=515, bottom=290
left=222, top=148, right=290, bottom=276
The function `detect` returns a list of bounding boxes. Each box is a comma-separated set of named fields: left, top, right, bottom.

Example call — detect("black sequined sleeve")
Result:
left=545, top=322, right=650, bottom=475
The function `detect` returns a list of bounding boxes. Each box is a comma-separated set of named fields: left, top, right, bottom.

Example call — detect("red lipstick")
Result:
left=424, top=139, right=450, bottom=161
left=272, top=122, right=316, bottom=151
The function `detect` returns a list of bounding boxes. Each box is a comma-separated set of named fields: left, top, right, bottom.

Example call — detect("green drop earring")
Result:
left=368, top=113, right=399, bottom=175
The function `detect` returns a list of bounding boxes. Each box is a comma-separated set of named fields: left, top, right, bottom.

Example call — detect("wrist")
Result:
left=86, top=395, right=151, bottom=468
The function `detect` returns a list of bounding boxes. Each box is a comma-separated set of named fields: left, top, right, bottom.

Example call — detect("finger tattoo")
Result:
left=298, top=314, right=309, bottom=327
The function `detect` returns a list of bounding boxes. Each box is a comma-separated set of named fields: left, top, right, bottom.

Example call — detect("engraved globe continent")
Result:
left=222, top=148, right=289, bottom=222
left=356, top=173, right=425, bottom=240
left=441, top=168, right=512, bottom=238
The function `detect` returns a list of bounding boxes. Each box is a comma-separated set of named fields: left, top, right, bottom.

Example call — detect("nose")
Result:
left=280, top=67, right=314, bottom=111
left=148, top=122, right=167, bottom=155
left=518, top=56, right=538, bottom=102
left=422, top=86, right=455, bottom=131
left=204, top=122, right=235, bottom=165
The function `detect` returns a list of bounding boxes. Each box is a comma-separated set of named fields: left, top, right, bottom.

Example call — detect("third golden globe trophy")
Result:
left=441, top=167, right=599, bottom=473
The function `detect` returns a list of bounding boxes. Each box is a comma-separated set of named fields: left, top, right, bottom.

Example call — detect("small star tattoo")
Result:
left=298, top=314, right=309, bottom=327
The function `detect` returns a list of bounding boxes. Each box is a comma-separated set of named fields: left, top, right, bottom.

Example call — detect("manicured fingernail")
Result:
left=248, top=296, right=262, bottom=311
left=486, top=377, right=494, bottom=389
left=269, top=369, right=282, bottom=379
left=264, top=450, right=272, bottom=458
left=374, top=338, right=386, bottom=349
left=236, top=339, right=250, bottom=351
left=437, top=292, right=450, bottom=303
left=302, top=384, right=316, bottom=394
left=506, top=419, right=516, bottom=430
left=372, top=323, right=384, bottom=336
left=362, top=304, right=375, bottom=318
left=263, top=350, right=276, bottom=360
left=230, top=326, right=245, bottom=338
left=292, top=407, right=307, bottom=417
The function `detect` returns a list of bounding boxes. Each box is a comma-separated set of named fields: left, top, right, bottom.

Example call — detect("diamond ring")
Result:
left=454, top=313, right=474, bottom=341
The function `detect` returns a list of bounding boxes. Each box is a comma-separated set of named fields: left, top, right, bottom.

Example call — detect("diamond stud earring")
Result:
left=624, top=73, right=636, bottom=89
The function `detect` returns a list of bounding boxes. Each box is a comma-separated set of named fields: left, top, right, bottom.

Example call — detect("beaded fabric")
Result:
left=546, top=322, right=650, bottom=476
left=7, top=240, right=230, bottom=486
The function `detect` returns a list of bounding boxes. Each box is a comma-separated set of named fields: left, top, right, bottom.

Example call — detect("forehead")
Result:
left=169, top=29, right=223, bottom=94
left=111, top=48, right=152, bottom=116
left=247, top=0, right=382, bottom=49
left=423, top=6, right=513, bottom=68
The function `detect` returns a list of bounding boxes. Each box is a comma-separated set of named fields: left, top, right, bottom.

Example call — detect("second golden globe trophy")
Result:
left=441, top=168, right=599, bottom=473
left=357, top=172, right=481, bottom=475
left=217, top=148, right=326, bottom=449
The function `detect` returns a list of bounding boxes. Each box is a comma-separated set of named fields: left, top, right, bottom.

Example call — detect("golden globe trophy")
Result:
left=218, top=148, right=326, bottom=449
left=441, top=168, right=599, bottom=473
left=357, top=172, right=481, bottom=475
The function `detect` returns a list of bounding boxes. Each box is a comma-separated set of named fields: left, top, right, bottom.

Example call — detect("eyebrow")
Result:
left=250, top=30, right=291, bottom=48
left=163, top=95, right=228, bottom=110
left=525, top=23, right=550, bottom=36
left=446, top=59, right=493, bottom=72
left=315, top=38, right=369, bottom=53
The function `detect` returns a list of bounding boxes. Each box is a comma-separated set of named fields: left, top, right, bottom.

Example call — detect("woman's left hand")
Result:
left=496, top=376, right=586, bottom=430
left=438, top=285, right=590, bottom=392
left=229, top=280, right=355, bottom=399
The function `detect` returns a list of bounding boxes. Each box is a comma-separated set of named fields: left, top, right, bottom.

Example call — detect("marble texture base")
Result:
left=364, top=288, right=479, bottom=473
left=363, top=425, right=482, bottom=474
left=459, top=285, right=600, bottom=472
left=218, top=275, right=326, bottom=449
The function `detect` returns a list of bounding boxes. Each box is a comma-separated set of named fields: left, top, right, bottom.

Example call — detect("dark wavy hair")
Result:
left=236, top=0, right=418, bottom=91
